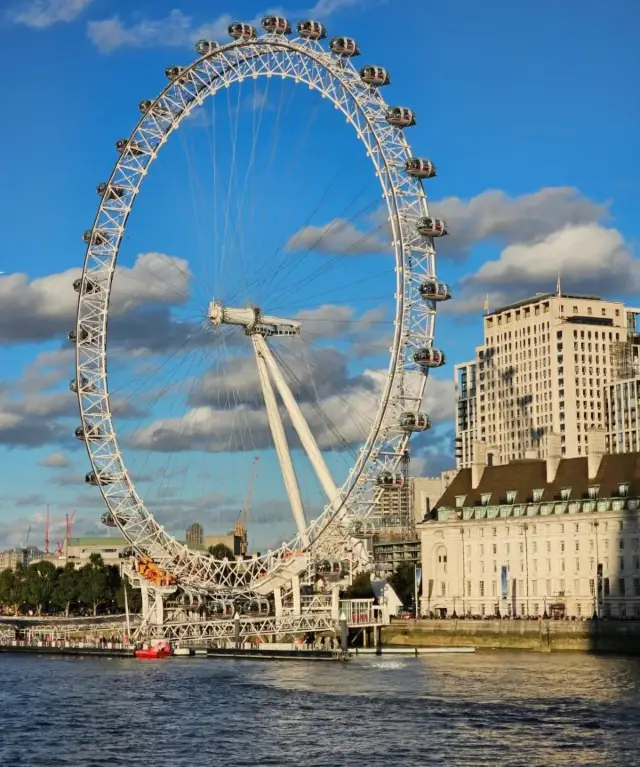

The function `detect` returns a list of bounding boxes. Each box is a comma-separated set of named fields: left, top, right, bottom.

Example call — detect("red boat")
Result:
left=134, top=642, right=171, bottom=659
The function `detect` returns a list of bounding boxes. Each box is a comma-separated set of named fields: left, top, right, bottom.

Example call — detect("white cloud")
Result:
left=10, top=0, right=95, bottom=28
left=87, top=9, right=235, bottom=53
left=0, top=253, right=190, bottom=343
left=432, top=187, right=608, bottom=261
left=287, top=219, right=388, bottom=255
left=39, top=451, right=72, bottom=468
left=447, top=222, right=636, bottom=315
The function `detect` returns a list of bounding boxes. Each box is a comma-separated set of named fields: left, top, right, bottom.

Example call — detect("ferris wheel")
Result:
left=71, top=17, right=452, bottom=598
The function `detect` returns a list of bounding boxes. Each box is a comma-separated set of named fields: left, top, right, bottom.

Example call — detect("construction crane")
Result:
left=235, top=456, right=259, bottom=556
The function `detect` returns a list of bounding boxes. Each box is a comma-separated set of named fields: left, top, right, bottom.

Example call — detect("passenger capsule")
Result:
left=68, top=327, right=92, bottom=344
left=69, top=376, right=93, bottom=394
left=85, top=470, right=116, bottom=486
left=73, top=277, right=99, bottom=294
left=115, top=138, right=144, bottom=156
left=165, top=65, right=186, bottom=81
left=399, top=411, right=431, bottom=432
left=261, top=16, right=291, bottom=34
left=419, top=281, right=452, bottom=302
left=138, top=99, right=153, bottom=114
left=83, top=229, right=109, bottom=246
left=195, top=39, right=220, bottom=55
left=413, top=347, right=446, bottom=368
left=228, top=22, right=257, bottom=41
left=405, top=157, right=437, bottom=179
left=360, top=66, right=390, bottom=86
left=75, top=425, right=103, bottom=442
left=101, top=511, right=117, bottom=528
left=386, top=106, right=416, bottom=128
left=96, top=183, right=125, bottom=201
left=416, top=217, right=448, bottom=237
left=377, top=470, right=405, bottom=489
left=297, top=20, right=326, bottom=40
left=329, top=36, right=360, bottom=57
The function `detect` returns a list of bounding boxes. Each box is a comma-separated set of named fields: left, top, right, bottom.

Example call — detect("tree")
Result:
left=78, top=554, right=109, bottom=616
left=0, top=566, right=24, bottom=615
left=116, top=577, right=142, bottom=613
left=389, top=562, right=416, bottom=609
left=54, top=563, right=79, bottom=617
left=23, top=561, right=58, bottom=615
left=208, top=544, right=234, bottom=560
left=342, top=571, right=375, bottom=599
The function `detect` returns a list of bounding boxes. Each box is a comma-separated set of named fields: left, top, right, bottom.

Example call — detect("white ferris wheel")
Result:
left=71, top=17, right=451, bottom=603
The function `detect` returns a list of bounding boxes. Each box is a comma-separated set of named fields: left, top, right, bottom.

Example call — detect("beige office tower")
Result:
left=455, top=291, right=633, bottom=468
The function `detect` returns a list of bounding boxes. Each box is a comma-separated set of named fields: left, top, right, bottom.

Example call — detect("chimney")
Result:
left=587, top=428, right=606, bottom=480
left=545, top=432, right=562, bottom=483
left=471, top=441, right=488, bottom=490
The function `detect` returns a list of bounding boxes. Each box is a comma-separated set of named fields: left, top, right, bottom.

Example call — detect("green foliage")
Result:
left=208, top=543, right=235, bottom=560
left=389, top=561, right=416, bottom=609
left=342, top=571, right=375, bottom=599
left=0, top=555, right=139, bottom=617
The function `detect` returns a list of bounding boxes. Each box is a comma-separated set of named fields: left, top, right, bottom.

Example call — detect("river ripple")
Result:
left=1, top=652, right=639, bottom=766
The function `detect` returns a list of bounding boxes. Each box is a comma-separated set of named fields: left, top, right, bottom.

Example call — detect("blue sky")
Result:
left=0, top=0, right=638, bottom=551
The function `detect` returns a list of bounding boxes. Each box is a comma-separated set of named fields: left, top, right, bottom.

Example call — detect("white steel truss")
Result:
left=74, top=22, right=447, bottom=597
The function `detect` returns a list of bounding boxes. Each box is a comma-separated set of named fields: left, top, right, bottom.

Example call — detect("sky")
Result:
left=0, top=0, right=638, bottom=552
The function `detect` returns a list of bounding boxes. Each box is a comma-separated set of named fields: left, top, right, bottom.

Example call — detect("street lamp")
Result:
left=523, top=523, right=530, bottom=615
left=460, top=527, right=466, bottom=615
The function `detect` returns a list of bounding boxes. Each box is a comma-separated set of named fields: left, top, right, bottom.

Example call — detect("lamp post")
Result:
left=523, top=523, right=530, bottom=616
left=593, top=520, right=600, bottom=619
left=460, top=527, right=466, bottom=615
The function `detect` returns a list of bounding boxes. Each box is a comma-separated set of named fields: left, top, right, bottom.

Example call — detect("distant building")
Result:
left=455, top=292, right=635, bottom=469
left=419, top=430, right=640, bottom=620
left=186, top=522, right=204, bottom=550
left=0, top=546, right=44, bottom=570
left=204, top=533, right=243, bottom=557
left=373, top=539, right=421, bottom=580
left=64, top=536, right=128, bottom=566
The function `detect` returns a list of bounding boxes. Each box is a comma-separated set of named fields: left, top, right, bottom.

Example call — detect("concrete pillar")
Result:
left=292, top=575, right=301, bottom=615
left=331, top=585, right=340, bottom=621
left=154, top=590, right=164, bottom=627
left=274, top=587, right=283, bottom=617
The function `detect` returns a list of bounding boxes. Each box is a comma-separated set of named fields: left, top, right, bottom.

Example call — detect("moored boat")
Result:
left=134, top=641, right=171, bottom=659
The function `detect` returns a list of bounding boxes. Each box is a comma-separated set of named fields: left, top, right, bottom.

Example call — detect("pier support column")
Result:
left=274, top=587, right=283, bottom=617
left=331, top=585, right=340, bottom=622
left=154, top=590, right=164, bottom=627
left=292, top=575, right=301, bottom=615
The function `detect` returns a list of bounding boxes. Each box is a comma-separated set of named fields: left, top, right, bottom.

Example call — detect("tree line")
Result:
left=0, top=554, right=141, bottom=617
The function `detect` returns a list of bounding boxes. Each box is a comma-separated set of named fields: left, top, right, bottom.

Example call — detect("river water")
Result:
left=1, top=652, right=639, bottom=766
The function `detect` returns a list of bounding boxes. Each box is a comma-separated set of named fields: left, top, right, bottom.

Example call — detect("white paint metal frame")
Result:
left=74, top=25, right=441, bottom=596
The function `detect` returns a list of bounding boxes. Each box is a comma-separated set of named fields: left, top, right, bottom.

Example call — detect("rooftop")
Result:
left=486, top=291, right=603, bottom=317
left=432, top=452, right=640, bottom=512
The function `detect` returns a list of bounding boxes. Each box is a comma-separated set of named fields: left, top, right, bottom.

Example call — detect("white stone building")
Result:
left=455, top=291, right=632, bottom=468
left=419, top=431, right=640, bottom=619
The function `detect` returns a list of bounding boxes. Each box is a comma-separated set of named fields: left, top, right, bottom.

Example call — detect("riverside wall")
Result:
left=381, top=619, right=640, bottom=654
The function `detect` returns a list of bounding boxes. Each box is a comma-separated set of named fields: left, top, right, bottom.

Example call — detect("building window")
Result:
left=532, top=489, right=544, bottom=502
left=620, top=578, right=626, bottom=597
left=506, top=490, right=517, bottom=504
left=560, top=488, right=571, bottom=500
left=480, top=493, right=491, bottom=506
left=604, top=578, right=610, bottom=596
left=589, top=579, right=595, bottom=596
left=479, top=581, right=485, bottom=597
left=619, top=484, right=630, bottom=497
left=455, top=495, right=466, bottom=508
left=467, top=580, right=471, bottom=597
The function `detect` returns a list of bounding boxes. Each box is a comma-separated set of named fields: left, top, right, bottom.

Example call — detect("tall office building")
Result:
left=603, top=310, right=640, bottom=453
left=186, top=522, right=204, bottom=550
left=455, top=291, right=632, bottom=468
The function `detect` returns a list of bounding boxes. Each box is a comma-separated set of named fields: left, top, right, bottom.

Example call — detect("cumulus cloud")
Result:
left=432, top=186, right=609, bottom=261
left=447, top=222, right=635, bottom=315
left=0, top=253, right=190, bottom=344
left=286, top=219, right=388, bottom=256
left=9, top=0, right=95, bottom=28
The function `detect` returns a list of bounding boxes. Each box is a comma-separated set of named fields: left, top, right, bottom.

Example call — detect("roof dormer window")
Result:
left=532, top=489, right=544, bottom=502
left=455, top=495, right=466, bottom=508
left=480, top=493, right=492, bottom=507
left=619, top=483, right=630, bottom=498
left=506, top=490, right=516, bottom=504
left=560, top=488, right=571, bottom=500
left=588, top=485, right=599, bottom=500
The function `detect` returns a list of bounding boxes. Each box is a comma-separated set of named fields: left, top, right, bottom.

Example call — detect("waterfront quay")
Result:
left=383, top=617, right=640, bottom=654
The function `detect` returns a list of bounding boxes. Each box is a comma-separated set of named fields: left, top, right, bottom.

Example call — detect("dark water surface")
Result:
left=1, top=652, right=640, bottom=766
